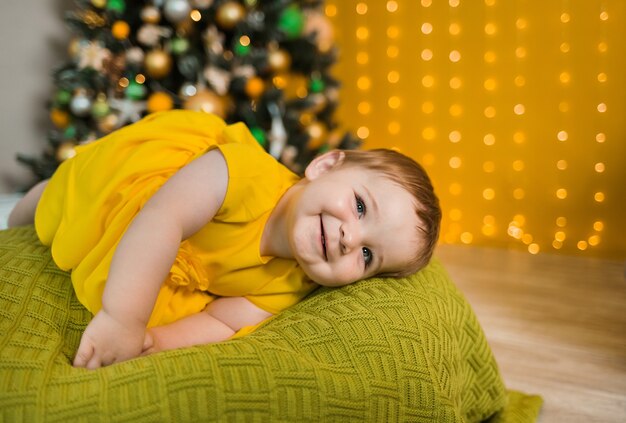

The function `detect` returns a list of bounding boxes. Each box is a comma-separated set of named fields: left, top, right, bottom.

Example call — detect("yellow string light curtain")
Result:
left=327, top=0, right=625, bottom=258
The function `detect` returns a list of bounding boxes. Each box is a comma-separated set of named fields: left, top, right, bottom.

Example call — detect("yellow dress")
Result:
left=35, top=110, right=318, bottom=328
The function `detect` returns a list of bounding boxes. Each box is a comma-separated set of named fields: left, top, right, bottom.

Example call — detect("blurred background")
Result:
left=328, top=0, right=625, bottom=259
left=0, top=0, right=624, bottom=259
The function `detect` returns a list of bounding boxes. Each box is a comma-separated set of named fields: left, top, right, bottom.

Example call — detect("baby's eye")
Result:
left=355, top=196, right=366, bottom=218
left=362, top=247, right=373, bottom=268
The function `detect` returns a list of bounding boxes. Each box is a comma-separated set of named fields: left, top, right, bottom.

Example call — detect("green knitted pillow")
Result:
left=0, top=226, right=541, bottom=422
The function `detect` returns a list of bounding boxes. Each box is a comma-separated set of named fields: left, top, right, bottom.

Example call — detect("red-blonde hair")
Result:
left=340, top=148, right=441, bottom=277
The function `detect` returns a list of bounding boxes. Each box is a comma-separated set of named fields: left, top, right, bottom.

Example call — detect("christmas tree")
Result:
left=18, top=0, right=358, bottom=180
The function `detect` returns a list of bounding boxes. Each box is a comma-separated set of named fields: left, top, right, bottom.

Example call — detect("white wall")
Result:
left=0, top=0, right=73, bottom=193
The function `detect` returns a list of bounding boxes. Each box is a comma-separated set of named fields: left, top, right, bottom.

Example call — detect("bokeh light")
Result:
left=333, top=0, right=624, bottom=258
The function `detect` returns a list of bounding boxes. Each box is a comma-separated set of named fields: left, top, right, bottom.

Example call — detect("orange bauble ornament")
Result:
left=50, top=108, right=70, bottom=129
left=245, top=77, right=265, bottom=99
left=147, top=92, right=174, bottom=113
left=111, top=20, right=131, bottom=40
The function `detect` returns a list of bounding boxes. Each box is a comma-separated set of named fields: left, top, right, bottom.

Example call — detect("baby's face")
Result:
left=287, top=164, right=422, bottom=287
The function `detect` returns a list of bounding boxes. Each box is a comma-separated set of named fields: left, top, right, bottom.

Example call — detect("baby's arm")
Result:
left=73, top=149, right=228, bottom=369
left=7, top=180, right=48, bottom=227
left=142, top=297, right=273, bottom=354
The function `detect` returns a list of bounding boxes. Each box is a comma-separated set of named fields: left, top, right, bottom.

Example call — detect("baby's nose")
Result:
left=340, top=223, right=362, bottom=252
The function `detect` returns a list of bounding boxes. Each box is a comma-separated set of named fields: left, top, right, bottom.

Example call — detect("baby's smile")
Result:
left=320, top=215, right=328, bottom=260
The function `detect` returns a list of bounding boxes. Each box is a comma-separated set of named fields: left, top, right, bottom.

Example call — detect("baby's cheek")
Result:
left=305, top=263, right=344, bottom=287
left=329, top=263, right=361, bottom=286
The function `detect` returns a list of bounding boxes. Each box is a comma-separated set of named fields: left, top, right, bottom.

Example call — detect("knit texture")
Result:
left=488, top=391, right=543, bottom=423
left=0, top=226, right=541, bottom=422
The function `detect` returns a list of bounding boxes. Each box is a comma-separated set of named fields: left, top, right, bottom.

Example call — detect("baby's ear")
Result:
left=304, top=150, right=346, bottom=180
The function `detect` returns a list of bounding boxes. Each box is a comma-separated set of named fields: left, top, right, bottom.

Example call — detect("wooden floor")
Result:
left=435, top=245, right=626, bottom=423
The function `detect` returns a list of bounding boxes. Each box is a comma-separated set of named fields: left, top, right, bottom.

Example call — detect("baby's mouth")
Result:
left=320, top=215, right=327, bottom=260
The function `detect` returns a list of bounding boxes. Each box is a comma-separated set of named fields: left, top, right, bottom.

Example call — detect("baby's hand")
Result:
left=140, top=328, right=160, bottom=357
left=73, top=310, right=146, bottom=369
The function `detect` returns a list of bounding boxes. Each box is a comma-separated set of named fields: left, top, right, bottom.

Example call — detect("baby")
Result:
left=8, top=110, right=441, bottom=369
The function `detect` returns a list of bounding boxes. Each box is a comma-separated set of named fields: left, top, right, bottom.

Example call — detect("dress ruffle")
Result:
left=167, top=241, right=210, bottom=292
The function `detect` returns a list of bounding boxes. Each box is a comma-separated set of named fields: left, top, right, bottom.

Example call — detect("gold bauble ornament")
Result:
left=176, top=17, right=195, bottom=37
left=245, top=77, right=265, bottom=99
left=97, top=113, right=119, bottom=133
left=91, top=0, right=106, bottom=8
left=192, top=0, right=214, bottom=7
left=78, top=10, right=107, bottom=29
left=268, top=49, right=291, bottom=73
left=216, top=1, right=246, bottom=30
left=68, top=38, right=82, bottom=59
left=141, top=6, right=161, bottom=24
left=305, top=121, right=328, bottom=150
left=56, top=142, right=77, bottom=162
left=144, top=49, right=173, bottom=79
left=183, top=89, right=227, bottom=118
left=147, top=92, right=174, bottom=113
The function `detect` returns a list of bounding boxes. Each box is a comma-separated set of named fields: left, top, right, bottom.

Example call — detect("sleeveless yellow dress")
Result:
left=35, top=110, right=318, bottom=328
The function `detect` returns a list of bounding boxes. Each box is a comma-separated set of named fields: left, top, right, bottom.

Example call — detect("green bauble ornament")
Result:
left=234, top=41, right=250, bottom=56
left=107, top=0, right=126, bottom=14
left=250, top=127, right=266, bottom=146
left=55, top=90, right=72, bottom=106
left=91, top=97, right=110, bottom=118
left=125, top=80, right=147, bottom=100
left=309, top=77, right=325, bottom=93
left=171, top=37, right=190, bottom=54
left=278, top=6, right=304, bottom=39
left=63, top=125, right=77, bottom=139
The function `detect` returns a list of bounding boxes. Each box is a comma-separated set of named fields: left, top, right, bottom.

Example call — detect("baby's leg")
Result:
left=7, top=180, right=49, bottom=228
